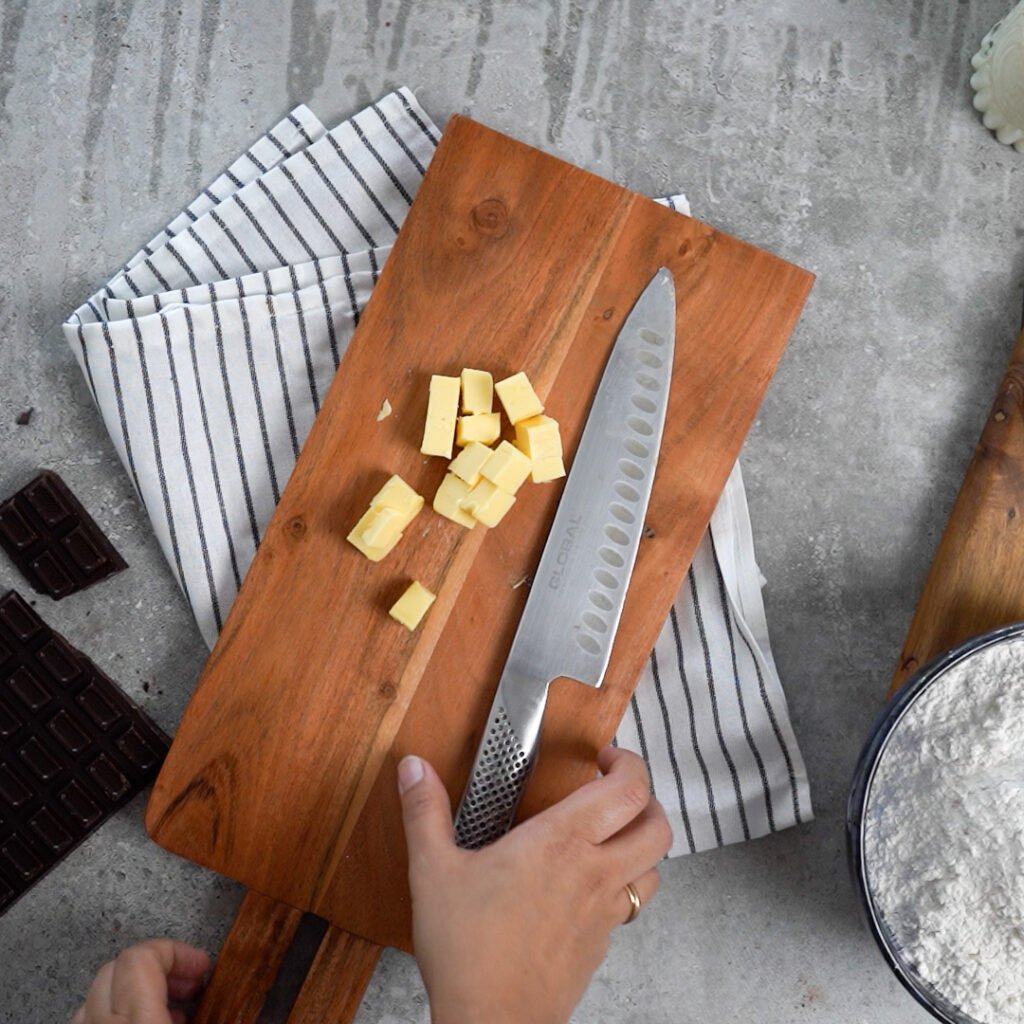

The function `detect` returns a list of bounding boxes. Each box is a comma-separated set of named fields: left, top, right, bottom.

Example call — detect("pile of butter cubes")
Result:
left=346, top=368, right=564, bottom=631
left=426, top=369, right=564, bottom=529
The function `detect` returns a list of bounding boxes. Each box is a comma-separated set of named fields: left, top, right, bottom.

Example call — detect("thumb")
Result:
left=398, top=755, right=456, bottom=863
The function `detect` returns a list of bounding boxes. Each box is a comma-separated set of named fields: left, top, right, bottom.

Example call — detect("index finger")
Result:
left=539, top=746, right=652, bottom=845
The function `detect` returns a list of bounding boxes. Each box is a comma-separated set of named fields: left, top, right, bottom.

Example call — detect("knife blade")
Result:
left=454, top=267, right=676, bottom=849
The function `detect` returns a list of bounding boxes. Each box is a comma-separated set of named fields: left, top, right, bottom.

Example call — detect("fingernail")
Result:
left=398, top=755, right=425, bottom=795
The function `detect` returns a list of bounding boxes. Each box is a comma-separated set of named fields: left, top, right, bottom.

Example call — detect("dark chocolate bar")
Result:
left=0, top=470, right=128, bottom=599
left=0, top=590, right=169, bottom=915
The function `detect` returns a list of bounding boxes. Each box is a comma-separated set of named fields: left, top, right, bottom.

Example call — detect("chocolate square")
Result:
left=0, top=471, right=127, bottom=599
left=0, top=591, right=169, bottom=915
left=0, top=700, right=22, bottom=741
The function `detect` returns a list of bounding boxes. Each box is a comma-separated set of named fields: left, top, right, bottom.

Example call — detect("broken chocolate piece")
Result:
left=0, top=471, right=127, bottom=600
left=0, top=591, right=169, bottom=915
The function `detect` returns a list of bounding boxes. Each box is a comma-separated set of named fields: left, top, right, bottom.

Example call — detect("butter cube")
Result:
left=461, top=479, right=516, bottom=527
left=433, top=473, right=477, bottom=528
left=495, top=372, right=543, bottom=425
left=456, top=413, right=501, bottom=447
left=360, top=506, right=404, bottom=549
left=389, top=580, right=436, bottom=631
left=514, top=415, right=562, bottom=462
left=370, top=474, right=424, bottom=529
left=460, top=368, right=493, bottom=414
left=421, top=375, right=461, bottom=458
left=449, top=442, right=493, bottom=487
left=480, top=441, right=532, bottom=494
left=531, top=455, right=566, bottom=484
left=347, top=507, right=402, bottom=561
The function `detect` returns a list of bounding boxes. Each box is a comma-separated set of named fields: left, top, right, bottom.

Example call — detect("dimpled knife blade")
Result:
left=454, top=268, right=676, bottom=849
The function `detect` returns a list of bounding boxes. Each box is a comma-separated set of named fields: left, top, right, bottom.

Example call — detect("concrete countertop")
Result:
left=1, top=1, right=1021, bottom=1021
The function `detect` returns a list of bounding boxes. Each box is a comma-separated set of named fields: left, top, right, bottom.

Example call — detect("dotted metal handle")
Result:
left=454, top=705, right=533, bottom=850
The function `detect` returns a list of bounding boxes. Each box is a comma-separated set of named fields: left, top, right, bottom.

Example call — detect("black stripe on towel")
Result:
left=265, top=129, right=291, bottom=158
left=288, top=113, right=315, bottom=147
left=73, top=316, right=99, bottom=405
left=688, top=567, right=750, bottom=841
left=246, top=150, right=269, bottom=174
left=183, top=306, right=243, bottom=591
left=143, top=257, right=172, bottom=293
left=288, top=266, right=322, bottom=414
left=99, top=320, right=145, bottom=508
left=208, top=285, right=261, bottom=549
left=158, top=307, right=223, bottom=632
left=718, top=548, right=805, bottom=826
left=209, top=209, right=259, bottom=275
left=392, top=91, right=440, bottom=148
left=708, top=531, right=775, bottom=832
left=668, top=605, right=722, bottom=847
left=264, top=274, right=301, bottom=459
left=237, top=287, right=281, bottom=504
left=339, top=251, right=361, bottom=330
left=234, top=193, right=289, bottom=268
left=163, top=240, right=202, bottom=287
left=302, top=144, right=378, bottom=250
left=312, top=262, right=340, bottom=368
left=649, top=647, right=695, bottom=853
left=125, top=299, right=188, bottom=599
left=187, top=226, right=229, bottom=280
left=338, top=124, right=408, bottom=222
left=279, top=162, right=351, bottom=254
left=629, top=694, right=654, bottom=793
left=255, top=178, right=319, bottom=260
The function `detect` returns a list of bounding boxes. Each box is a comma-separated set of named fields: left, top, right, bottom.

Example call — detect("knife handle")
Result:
left=454, top=684, right=546, bottom=849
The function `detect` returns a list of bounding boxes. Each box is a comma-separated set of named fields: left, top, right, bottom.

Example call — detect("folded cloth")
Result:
left=63, top=88, right=811, bottom=857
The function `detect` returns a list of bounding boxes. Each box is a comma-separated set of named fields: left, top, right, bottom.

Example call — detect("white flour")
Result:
left=865, top=637, right=1024, bottom=1023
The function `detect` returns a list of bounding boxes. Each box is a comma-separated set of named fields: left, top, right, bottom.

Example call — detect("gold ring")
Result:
left=623, top=881, right=642, bottom=924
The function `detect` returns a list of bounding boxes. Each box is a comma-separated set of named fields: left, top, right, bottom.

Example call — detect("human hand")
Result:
left=399, top=746, right=672, bottom=1024
left=72, top=939, right=210, bottom=1024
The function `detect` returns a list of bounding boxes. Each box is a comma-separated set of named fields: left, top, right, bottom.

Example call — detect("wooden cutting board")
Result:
left=146, top=113, right=813, bottom=953
left=889, top=319, right=1024, bottom=695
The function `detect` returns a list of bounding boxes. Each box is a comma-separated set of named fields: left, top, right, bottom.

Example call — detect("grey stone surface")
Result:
left=0, top=0, right=1022, bottom=1021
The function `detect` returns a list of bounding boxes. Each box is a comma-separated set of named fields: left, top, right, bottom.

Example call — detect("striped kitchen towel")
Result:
left=62, top=88, right=811, bottom=857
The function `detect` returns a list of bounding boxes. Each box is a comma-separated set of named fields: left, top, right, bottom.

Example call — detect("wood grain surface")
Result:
left=146, top=114, right=813, bottom=953
left=889, top=324, right=1024, bottom=695
left=191, top=891, right=302, bottom=1024
left=284, top=929, right=381, bottom=1023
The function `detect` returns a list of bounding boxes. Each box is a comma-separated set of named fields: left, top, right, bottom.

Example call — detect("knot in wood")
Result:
left=377, top=681, right=397, bottom=701
left=678, top=231, right=715, bottom=261
left=471, top=198, right=509, bottom=238
left=287, top=516, right=307, bottom=540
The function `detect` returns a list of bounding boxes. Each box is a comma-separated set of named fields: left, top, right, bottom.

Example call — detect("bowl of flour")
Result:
left=848, top=623, right=1024, bottom=1024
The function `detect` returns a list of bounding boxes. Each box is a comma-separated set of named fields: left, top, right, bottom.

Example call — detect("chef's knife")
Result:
left=454, top=267, right=676, bottom=850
